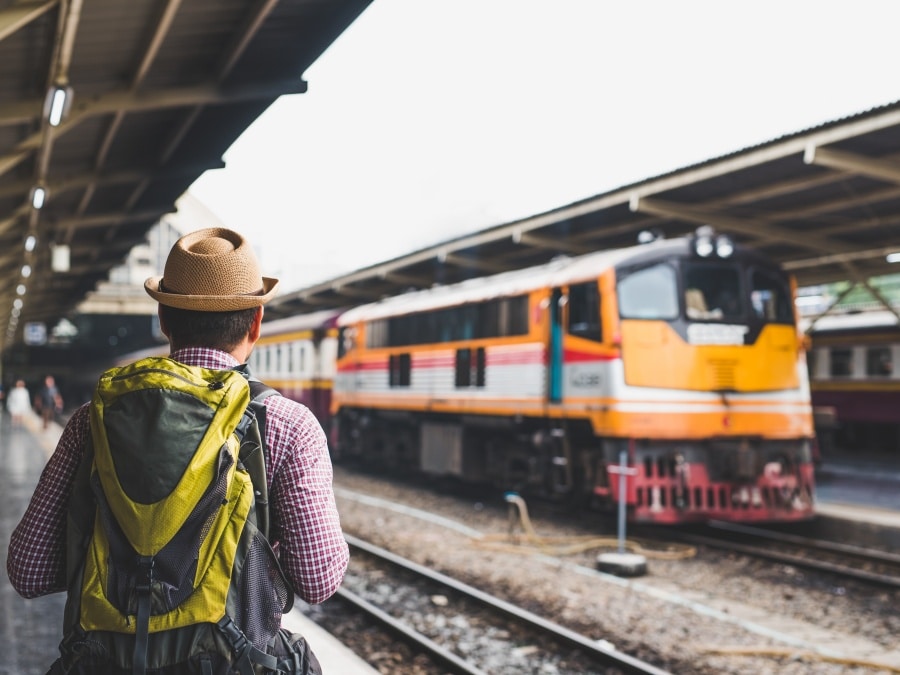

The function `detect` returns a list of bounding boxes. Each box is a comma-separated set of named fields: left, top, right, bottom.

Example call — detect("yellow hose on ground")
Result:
left=704, top=646, right=900, bottom=673
left=471, top=493, right=696, bottom=561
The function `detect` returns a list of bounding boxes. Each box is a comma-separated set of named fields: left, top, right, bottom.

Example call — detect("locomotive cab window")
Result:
left=617, top=263, right=678, bottom=320
left=682, top=263, right=742, bottom=321
left=568, top=281, right=602, bottom=342
left=750, top=269, right=793, bottom=323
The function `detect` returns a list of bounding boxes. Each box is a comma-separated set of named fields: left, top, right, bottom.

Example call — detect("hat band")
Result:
left=159, top=279, right=267, bottom=297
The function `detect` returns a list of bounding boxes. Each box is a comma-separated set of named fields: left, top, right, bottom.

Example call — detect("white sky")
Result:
left=189, top=0, right=900, bottom=294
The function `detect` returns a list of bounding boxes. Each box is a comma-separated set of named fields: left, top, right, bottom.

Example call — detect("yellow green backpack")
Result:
left=51, top=357, right=321, bottom=675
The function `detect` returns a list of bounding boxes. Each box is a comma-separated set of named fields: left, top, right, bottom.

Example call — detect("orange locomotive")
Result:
left=332, top=228, right=816, bottom=524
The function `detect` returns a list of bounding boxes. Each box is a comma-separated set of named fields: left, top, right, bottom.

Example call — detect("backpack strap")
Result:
left=233, top=364, right=278, bottom=539
left=133, top=556, right=154, bottom=675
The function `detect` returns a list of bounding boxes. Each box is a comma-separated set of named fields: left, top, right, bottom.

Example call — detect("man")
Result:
left=7, top=227, right=349, bottom=627
left=35, top=374, right=63, bottom=429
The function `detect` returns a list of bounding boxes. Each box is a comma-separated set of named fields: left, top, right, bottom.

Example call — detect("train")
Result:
left=803, top=309, right=900, bottom=454
left=243, top=227, right=817, bottom=525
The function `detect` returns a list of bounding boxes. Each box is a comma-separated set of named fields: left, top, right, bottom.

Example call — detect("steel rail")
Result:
left=669, top=528, right=900, bottom=589
left=346, top=533, right=672, bottom=675
left=334, top=586, right=488, bottom=675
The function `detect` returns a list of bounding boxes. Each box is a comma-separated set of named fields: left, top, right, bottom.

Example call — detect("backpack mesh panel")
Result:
left=237, top=533, right=290, bottom=649
left=91, top=449, right=232, bottom=615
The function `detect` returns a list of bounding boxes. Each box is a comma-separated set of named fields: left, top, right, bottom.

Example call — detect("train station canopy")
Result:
left=0, top=0, right=372, bottom=346
left=268, top=100, right=900, bottom=320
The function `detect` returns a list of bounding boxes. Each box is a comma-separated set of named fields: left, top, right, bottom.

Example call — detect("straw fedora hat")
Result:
left=145, top=227, right=279, bottom=311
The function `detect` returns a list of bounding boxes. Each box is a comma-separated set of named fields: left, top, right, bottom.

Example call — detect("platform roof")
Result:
left=0, top=0, right=372, bottom=345
left=267, top=100, right=900, bottom=320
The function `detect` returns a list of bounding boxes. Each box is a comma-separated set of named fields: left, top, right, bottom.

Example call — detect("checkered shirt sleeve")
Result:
left=7, top=404, right=90, bottom=598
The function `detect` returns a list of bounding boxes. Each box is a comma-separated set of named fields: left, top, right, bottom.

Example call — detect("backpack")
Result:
left=48, top=356, right=323, bottom=675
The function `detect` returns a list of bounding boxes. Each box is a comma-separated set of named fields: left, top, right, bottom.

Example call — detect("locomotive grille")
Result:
left=709, top=358, right=737, bottom=390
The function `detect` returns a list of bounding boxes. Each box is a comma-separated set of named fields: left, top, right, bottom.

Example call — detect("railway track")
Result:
left=337, top=533, right=673, bottom=675
left=664, top=520, right=900, bottom=589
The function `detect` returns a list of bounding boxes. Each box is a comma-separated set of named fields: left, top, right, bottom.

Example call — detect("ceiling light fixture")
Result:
left=31, top=185, right=46, bottom=209
left=45, top=83, right=73, bottom=127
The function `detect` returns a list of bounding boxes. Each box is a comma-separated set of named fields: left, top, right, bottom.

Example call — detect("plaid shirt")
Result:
left=7, top=347, right=349, bottom=604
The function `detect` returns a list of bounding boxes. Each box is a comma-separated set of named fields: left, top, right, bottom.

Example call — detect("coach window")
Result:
left=389, top=353, right=411, bottom=387
left=568, top=281, right=602, bottom=341
left=455, top=348, right=471, bottom=387
left=866, top=347, right=892, bottom=377
left=618, top=263, right=678, bottom=320
left=829, top=348, right=853, bottom=377
left=366, top=320, right=388, bottom=348
left=454, top=347, right=485, bottom=388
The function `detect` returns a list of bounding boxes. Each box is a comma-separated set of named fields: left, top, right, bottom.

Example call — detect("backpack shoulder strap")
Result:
left=233, top=365, right=278, bottom=539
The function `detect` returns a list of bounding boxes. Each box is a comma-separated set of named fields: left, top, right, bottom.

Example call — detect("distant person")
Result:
left=34, top=374, right=62, bottom=430
left=6, top=379, right=31, bottom=427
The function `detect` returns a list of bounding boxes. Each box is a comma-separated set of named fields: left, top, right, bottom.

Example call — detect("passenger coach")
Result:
left=248, top=309, right=341, bottom=426
left=805, top=310, right=900, bottom=454
left=331, top=228, right=817, bottom=524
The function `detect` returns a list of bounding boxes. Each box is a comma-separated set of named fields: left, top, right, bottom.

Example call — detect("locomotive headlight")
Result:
left=695, top=233, right=714, bottom=257
left=715, top=234, right=734, bottom=258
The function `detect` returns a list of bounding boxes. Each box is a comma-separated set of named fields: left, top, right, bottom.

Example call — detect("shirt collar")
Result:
left=169, top=347, right=241, bottom=371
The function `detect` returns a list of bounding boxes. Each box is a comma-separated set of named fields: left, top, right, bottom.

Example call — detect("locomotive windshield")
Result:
left=617, top=263, right=679, bottom=320
left=618, top=258, right=793, bottom=325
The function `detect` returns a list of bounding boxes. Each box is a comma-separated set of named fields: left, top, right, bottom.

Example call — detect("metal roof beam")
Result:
left=378, top=270, right=432, bottom=287
left=805, top=144, right=900, bottom=186
left=0, top=160, right=224, bottom=200
left=630, top=195, right=846, bottom=255
left=0, top=203, right=30, bottom=236
left=440, top=252, right=511, bottom=273
left=512, top=229, right=593, bottom=255
left=0, top=78, right=306, bottom=129
left=783, top=246, right=900, bottom=271
left=287, top=294, right=341, bottom=308
left=217, top=0, right=280, bottom=80
left=0, top=79, right=306, bottom=181
left=328, top=285, right=384, bottom=300
left=0, top=0, right=57, bottom=43
left=50, top=207, right=169, bottom=232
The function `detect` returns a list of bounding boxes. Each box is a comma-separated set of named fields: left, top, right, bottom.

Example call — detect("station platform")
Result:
left=0, top=410, right=376, bottom=675
left=813, top=456, right=900, bottom=548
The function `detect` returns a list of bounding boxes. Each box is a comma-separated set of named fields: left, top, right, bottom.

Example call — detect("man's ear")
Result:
left=249, top=306, right=264, bottom=343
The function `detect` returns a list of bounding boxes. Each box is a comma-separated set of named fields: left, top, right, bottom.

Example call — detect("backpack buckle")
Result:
left=135, top=556, right=154, bottom=592
left=217, top=615, right=249, bottom=654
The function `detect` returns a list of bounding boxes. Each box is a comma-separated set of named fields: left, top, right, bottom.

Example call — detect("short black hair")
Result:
left=159, top=305, right=259, bottom=352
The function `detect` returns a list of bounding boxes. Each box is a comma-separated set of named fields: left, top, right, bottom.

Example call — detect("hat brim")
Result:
left=144, top=276, right=280, bottom=311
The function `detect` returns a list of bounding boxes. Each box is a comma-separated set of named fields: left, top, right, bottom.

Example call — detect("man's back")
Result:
left=8, top=228, right=347, bottom=675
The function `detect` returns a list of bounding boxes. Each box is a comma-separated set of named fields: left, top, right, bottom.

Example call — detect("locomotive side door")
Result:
left=548, top=287, right=565, bottom=403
